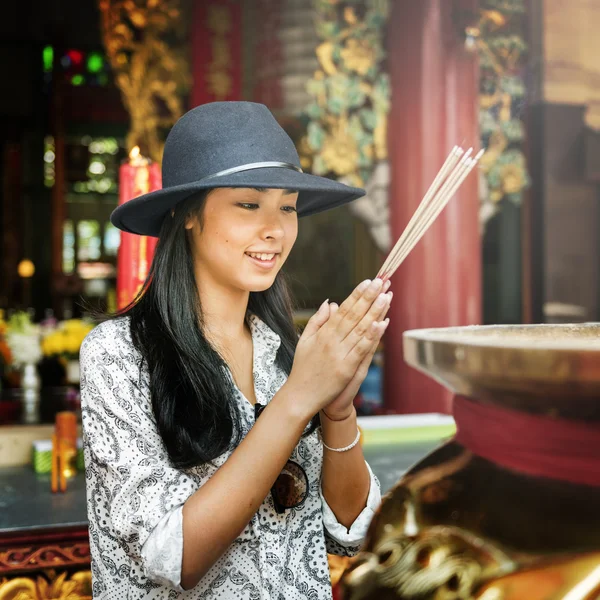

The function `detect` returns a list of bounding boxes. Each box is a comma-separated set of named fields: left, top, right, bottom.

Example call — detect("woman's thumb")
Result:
left=302, top=299, right=330, bottom=338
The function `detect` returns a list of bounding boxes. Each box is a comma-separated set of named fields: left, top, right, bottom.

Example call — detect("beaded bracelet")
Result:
left=319, top=428, right=361, bottom=453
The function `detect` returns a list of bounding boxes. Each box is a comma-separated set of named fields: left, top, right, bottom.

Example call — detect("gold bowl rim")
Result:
left=403, top=323, right=600, bottom=353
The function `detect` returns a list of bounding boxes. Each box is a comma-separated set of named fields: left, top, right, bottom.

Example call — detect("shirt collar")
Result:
left=247, top=313, right=281, bottom=368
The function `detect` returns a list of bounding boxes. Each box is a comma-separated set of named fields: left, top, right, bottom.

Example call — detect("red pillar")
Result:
left=384, top=0, right=481, bottom=414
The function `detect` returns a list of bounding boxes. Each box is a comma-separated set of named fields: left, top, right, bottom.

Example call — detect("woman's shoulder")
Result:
left=80, top=316, right=134, bottom=360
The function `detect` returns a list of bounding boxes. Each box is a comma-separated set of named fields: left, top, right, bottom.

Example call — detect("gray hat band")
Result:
left=200, top=161, right=303, bottom=181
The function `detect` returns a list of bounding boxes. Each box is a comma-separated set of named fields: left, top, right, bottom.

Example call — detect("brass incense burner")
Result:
left=341, top=324, right=600, bottom=600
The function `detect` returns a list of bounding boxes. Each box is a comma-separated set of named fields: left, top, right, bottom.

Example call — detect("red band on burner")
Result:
left=453, top=396, right=600, bottom=487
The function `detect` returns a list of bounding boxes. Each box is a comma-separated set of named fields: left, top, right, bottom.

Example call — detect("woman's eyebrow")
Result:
left=250, top=188, right=298, bottom=195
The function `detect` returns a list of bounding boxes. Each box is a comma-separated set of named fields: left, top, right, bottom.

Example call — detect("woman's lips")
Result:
left=245, top=252, right=278, bottom=269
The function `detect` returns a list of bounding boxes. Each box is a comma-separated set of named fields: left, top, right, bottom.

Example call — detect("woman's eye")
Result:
left=238, top=203, right=259, bottom=210
left=281, top=206, right=297, bottom=213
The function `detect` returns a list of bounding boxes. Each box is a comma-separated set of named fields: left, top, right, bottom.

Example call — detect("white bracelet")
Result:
left=319, top=428, right=361, bottom=453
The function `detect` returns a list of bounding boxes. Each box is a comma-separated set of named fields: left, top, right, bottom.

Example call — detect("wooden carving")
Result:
left=98, top=0, right=192, bottom=162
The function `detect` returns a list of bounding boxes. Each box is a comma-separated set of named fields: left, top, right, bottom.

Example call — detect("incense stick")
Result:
left=378, top=146, right=464, bottom=278
left=378, top=147, right=484, bottom=281
left=386, top=156, right=477, bottom=275
left=382, top=150, right=474, bottom=277
left=382, top=150, right=481, bottom=279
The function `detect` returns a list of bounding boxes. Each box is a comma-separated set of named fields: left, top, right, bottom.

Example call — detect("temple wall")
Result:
left=279, top=0, right=320, bottom=116
left=528, top=0, right=600, bottom=323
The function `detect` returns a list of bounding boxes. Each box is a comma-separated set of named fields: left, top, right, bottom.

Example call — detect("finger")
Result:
left=355, top=307, right=388, bottom=369
left=324, top=279, right=372, bottom=333
left=301, top=299, right=330, bottom=338
left=326, top=279, right=371, bottom=328
left=338, top=300, right=388, bottom=386
left=349, top=293, right=390, bottom=352
left=327, top=279, right=390, bottom=332
left=355, top=322, right=387, bottom=381
left=334, top=278, right=386, bottom=340
left=346, top=318, right=390, bottom=363
left=374, top=291, right=392, bottom=321
left=353, top=290, right=391, bottom=343
left=343, top=290, right=392, bottom=354
left=354, top=335, right=381, bottom=380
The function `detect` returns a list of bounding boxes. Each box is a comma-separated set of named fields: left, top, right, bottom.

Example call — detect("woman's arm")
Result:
left=181, top=281, right=389, bottom=589
left=82, top=332, right=314, bottom=592
left=319, top=408, right=371, bottom=528
left=81, top=280, right=387, bottom=591
left=317, top=283, right=391, bottom=529
left=180, top=383, right=310, bottom=589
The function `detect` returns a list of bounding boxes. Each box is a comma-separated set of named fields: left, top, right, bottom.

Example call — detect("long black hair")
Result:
left=118, top=191, right=310, bottom=469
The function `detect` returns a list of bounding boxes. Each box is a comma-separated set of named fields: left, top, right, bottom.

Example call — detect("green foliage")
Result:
left=301, top=0, right=390, bottom=186
left=478, top=0, right=530, bottom=207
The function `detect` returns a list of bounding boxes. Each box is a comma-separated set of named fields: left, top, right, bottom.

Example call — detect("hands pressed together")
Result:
left=179, top=283, right=391, bottom=590
left=286, top=278, right=392, bottom=422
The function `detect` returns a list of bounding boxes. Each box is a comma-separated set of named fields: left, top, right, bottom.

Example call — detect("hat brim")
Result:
left=111, top=167, right=366, bottom=237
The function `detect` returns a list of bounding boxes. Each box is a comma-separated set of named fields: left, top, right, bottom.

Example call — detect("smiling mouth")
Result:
left=245, top=252, right=278, bottom=262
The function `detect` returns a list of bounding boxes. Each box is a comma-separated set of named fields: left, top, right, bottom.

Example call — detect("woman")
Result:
left=80, top=102, right=391, bottom=599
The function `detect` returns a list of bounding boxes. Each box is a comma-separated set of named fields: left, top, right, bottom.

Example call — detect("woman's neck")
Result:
left=195, top=276, right=251, bottom=351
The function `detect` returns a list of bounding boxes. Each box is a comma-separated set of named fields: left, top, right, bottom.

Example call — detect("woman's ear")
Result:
left=184, top=212, right=197, bottom=231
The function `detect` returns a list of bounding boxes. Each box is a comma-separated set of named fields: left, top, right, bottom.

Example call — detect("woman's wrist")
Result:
left=271, top=380, right=316, bottom=429
left=320, top=407, right=359, bottom=450
left=321, top=406, right=356, bottom=423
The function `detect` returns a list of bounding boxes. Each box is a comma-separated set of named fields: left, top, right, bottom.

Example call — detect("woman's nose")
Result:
left=261, top=214, right=285, bottom=240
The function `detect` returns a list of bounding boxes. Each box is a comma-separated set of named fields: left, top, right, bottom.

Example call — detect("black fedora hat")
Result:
left=111, top=101, right=366, bottom=237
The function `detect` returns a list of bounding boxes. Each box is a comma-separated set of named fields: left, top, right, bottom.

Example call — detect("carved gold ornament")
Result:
left=346, top=530, right=509, bottom=599
left=302, top=0, right=390, bottom=188
left=0, top=570, right=92, bottom=600
left=473, top=0, right=529, bottom=226
left=340, top=39, right=377, bottom=77
left=321, top=118, right=361, bottom=177
left=98, top=0, right=191, bottom=163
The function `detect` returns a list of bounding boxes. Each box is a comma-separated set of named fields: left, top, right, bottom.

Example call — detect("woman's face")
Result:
left=186, top=187, right=299, bottom=293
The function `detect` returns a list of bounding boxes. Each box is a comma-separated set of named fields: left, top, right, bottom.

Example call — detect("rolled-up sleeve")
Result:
left=320, top=462, right=381, bottom=556
left=141, top=506, right=185, bottom=590
left=80, top=335, right=196, bottom=588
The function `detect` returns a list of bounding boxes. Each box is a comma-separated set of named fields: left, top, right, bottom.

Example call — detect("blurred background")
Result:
left=0, top=0, right=598, bottom=419
left=1, top=2, right=600, bottom=597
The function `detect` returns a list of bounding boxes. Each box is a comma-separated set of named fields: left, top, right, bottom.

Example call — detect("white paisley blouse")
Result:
left=80, top=315, right=381, bottom=600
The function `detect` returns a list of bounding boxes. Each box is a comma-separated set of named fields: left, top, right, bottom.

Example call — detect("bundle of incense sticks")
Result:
left=378, top=146, right=484, bottom=281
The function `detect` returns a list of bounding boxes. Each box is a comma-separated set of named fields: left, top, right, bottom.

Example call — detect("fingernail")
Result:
left=358, top=280, right=371, bottom=292
left=319, top=299, right=329, bottom=310
left=383, top=318, right=390, bottom=328
left=375, top=293, right=387, bottom=308
left=383, top=280, right=391, bottom=292
left=369, top=278, right=383, bottom=292
left=387, top=292, right=393, bottom=300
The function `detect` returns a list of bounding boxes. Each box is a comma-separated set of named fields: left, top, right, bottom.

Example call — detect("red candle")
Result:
left=117, top=147, right=161, bottom=310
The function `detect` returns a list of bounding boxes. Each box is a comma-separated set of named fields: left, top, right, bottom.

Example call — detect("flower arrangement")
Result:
left=41, top=319, right=95, bottom=361
left=4, top=311, right=42, bottom=367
